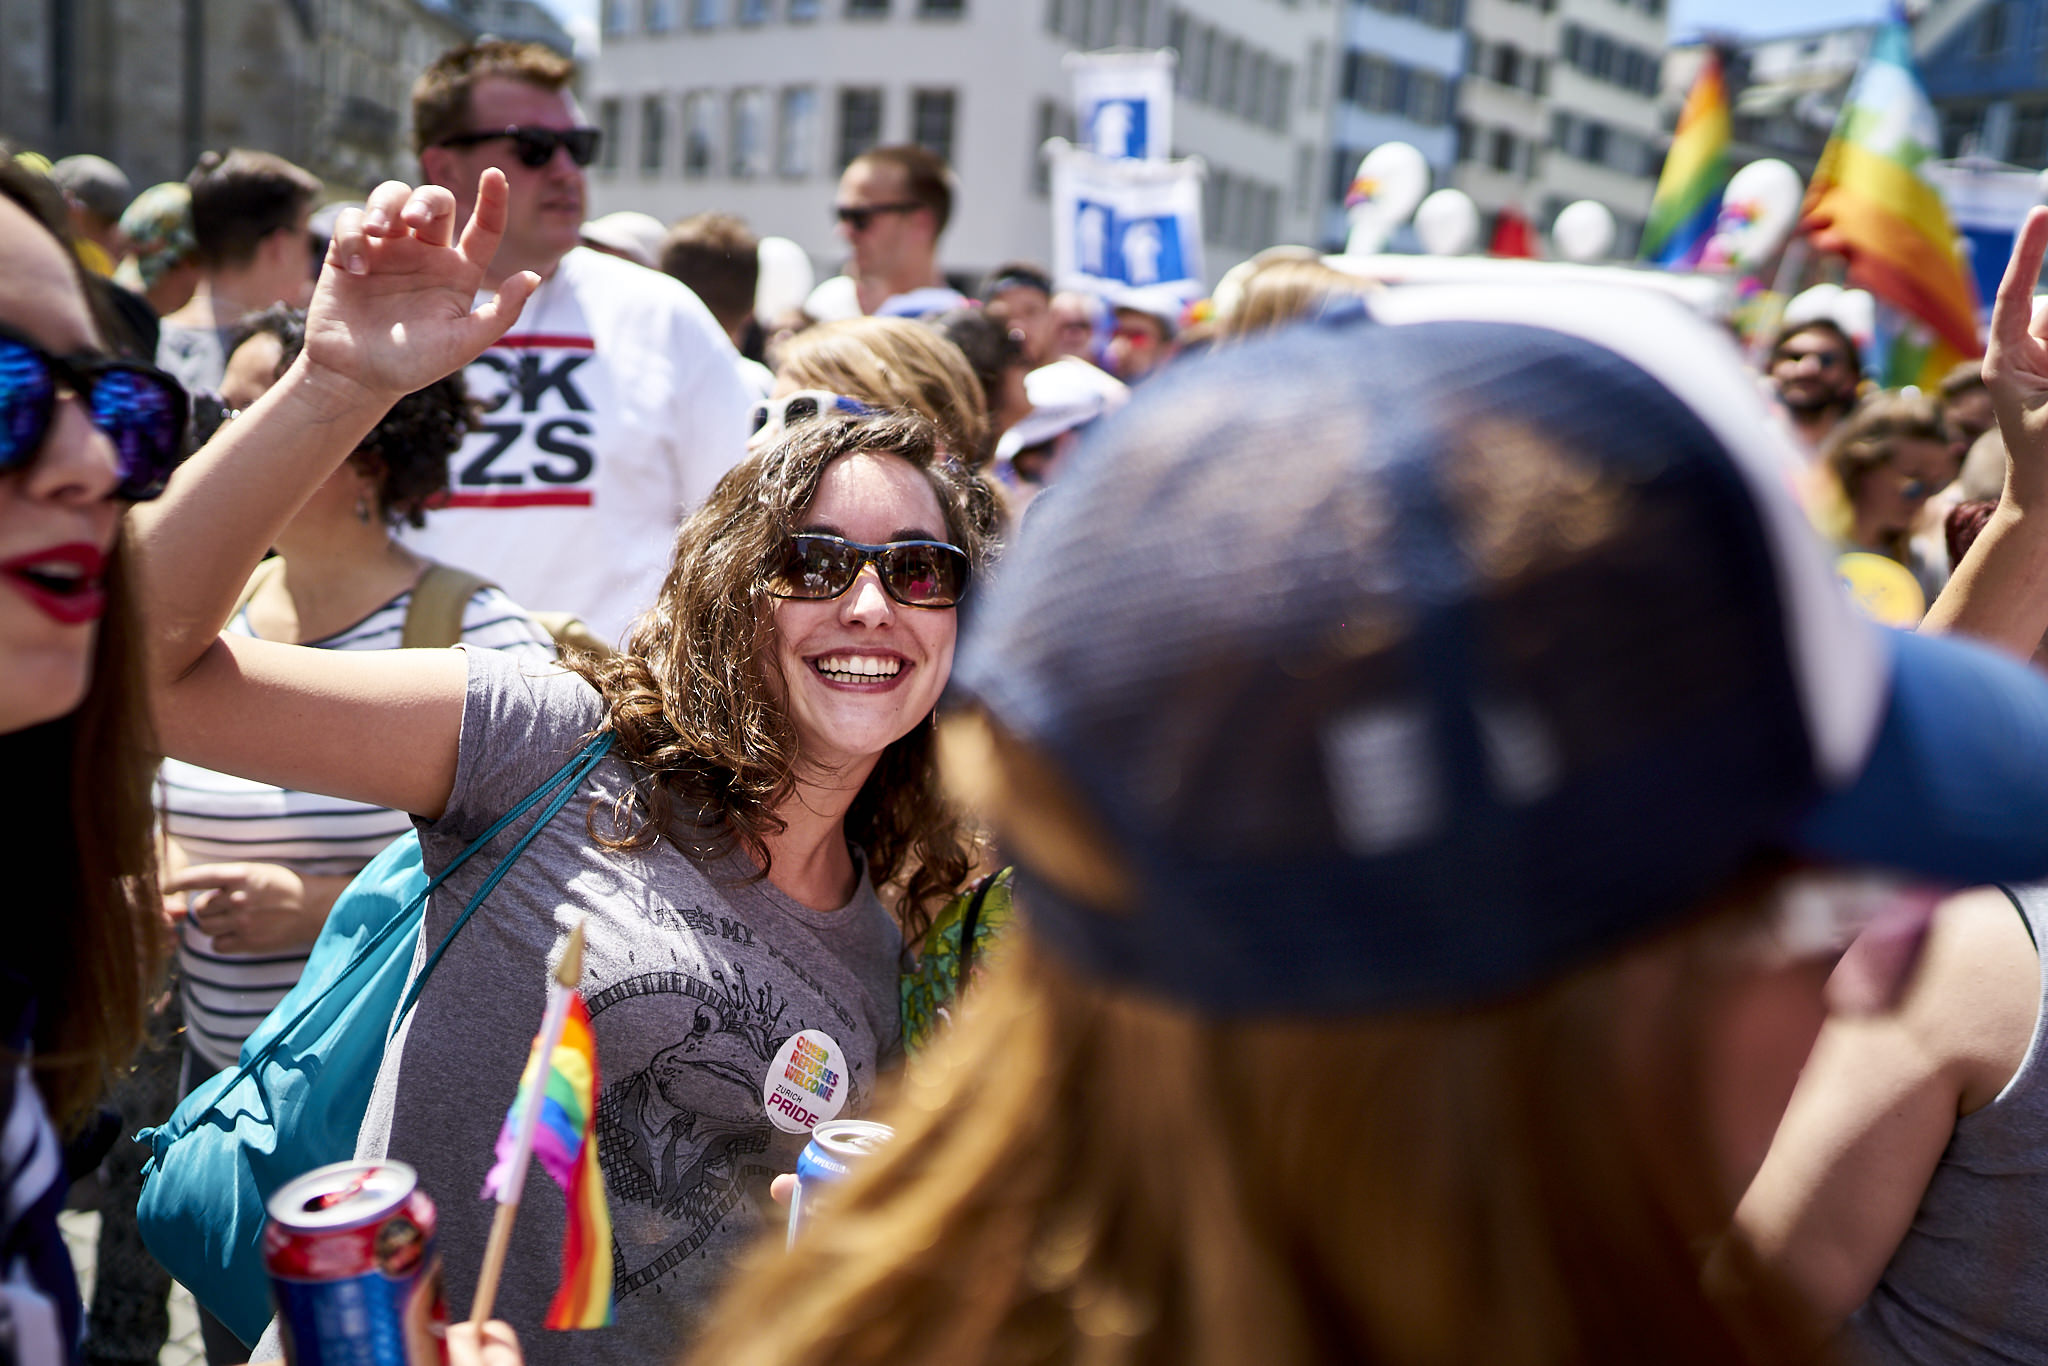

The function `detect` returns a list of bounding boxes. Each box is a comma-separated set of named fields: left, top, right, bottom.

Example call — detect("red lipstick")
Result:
left=2, top=542, right=108, bottom=625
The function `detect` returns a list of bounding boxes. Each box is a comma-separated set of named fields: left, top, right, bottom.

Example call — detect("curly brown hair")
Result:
left=572, top=411, right=993, bottom=938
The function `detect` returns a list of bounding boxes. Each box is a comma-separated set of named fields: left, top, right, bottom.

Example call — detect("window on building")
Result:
left=1189, top=25, right=1212, bottom=101
left=645, top=0, right=675, bottom=31
left=778, top=86, right=818, bottom=176
left=1270, top=64, right=1293, bottom=129
left=919, top=0, right=965, bottom=13
left=602, top=0, right=632, bottom=34
left=684, top=91, right=719, bottom=175
left=912, top=88, right=957, bottom=162
left=738, top=0, right=771, bottom=22
left=1455, top=118, right=1474, bottom=163
left=789, top=0, right=820, bottom=14
left=1220, top=39, right=1244, bottom=112
left=1247, top=53, right=1268, bottom=123
left=1561, top=24, right=1581, bottom=64
left=1034, top=97, right=1075, bottom=195
left=838, top=87, right=884, bottom=167
left=1941, top=104, right=1982, bottom=156
left=1488, top=127, right=1516, bottom=173
left=1409, top=71, right=1446, bottom=124
left=1491, top=44, right=1519, bottom=87
left=1295, top=142, right=1314, bottom=212
left=1168, top=9, right=1188, bottom=65
left=1047, top=0, right=1065, bottom=35
left=731, top=89, right=770, bottom=176
left=1129, top=0, right=1151, bottom=44
left=846, top=0, right=890, bottom=14
left=640, top=95, right=666, bottom=172
left=1982, top=2, right=2010, bottom=57
left=2013, top=103, right=2048, bottom=164
left=689, top=0, right=718, bottom=26
left=1582, top=121, right=1608, bottom=165
left=1306, top=40, right=1325, bottom=109
left=1087, top=0, right=1115, bottom=46
left=597, top=97, right=622, bottom=171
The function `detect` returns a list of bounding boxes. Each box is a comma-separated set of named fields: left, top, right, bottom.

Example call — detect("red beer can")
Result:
left=263, top=1160, right=448, bottom=1366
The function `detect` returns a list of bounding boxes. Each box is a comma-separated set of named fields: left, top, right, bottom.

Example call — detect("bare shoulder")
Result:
left=1904, top=886, right=2041, bottom=1115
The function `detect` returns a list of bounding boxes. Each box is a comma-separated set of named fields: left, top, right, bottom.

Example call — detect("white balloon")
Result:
left=1707, top=159, right=1805, bottom=271
left=1551, top=200, right=1617, bottom=263
left=802, top=274, right=860, bottom=323
left=1343, top=142, right=1431, bottom=255
left=1835, top=288, right=1876, bottom=351
left=1783, top=282, right=1843, bottom=328
left=1413, top=188, right=1481, bottom=257
left=755, top=236, right=816, bottom=321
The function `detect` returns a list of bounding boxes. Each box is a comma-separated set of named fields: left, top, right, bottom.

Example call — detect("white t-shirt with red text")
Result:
left=400, top=248, right=753, bottom=644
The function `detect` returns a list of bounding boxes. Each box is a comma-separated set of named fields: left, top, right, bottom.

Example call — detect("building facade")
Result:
left=0, top=0, right=566, bottom=196
left=1918, top=0, right=2048, bottom=164
left=1321, top=0, right=1465, bottom=248
left=585, top=0, right=1344, bottom=286
left=1447, top=0, right=1666, bottom=253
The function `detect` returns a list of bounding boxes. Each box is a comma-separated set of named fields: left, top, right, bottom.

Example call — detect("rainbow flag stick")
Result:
left=470, top=922, right=589, bottom=1327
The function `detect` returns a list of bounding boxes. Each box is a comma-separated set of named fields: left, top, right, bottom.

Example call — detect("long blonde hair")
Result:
left=777, top=317, right=990, bottom=470
left=687, top=869, right=1814, bottom=1364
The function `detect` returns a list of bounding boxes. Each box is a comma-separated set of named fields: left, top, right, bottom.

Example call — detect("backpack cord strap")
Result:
left=395, top=734, right=612, bottom=1026
left=177, top=733, right=614, bottom=1127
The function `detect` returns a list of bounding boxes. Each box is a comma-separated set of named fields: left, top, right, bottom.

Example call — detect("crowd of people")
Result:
left=15, top=30, right=2048, bottom=1366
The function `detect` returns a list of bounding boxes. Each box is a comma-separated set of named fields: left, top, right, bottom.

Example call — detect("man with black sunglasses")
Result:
left=402, top=39, right=752, bottom=644
left=825, top=145, right=966, bottom=319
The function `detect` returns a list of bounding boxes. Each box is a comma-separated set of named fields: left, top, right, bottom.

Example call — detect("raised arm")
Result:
left=1923, top=207, right=2048, bottom=653
left=128, top=172, right=538, bottom=818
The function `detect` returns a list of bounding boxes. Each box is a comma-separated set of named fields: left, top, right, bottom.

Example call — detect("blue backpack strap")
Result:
left=176, top=733, right=613, bottom=1123
left=392, top=734, right=612, bottom=1028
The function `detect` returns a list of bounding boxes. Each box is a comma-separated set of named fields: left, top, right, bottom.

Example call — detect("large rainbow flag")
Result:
left=1799, top=19, right=1981, bottom=379
left=1641, top=51, right=1731, bottom=267
left=480, top=993, right=614, bottom=1329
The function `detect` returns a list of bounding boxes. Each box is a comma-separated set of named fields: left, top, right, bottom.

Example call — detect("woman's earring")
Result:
left=355, top=494, right=372, bottom=524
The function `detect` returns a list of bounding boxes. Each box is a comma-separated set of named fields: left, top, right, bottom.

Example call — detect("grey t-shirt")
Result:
left=1844, top=881, right=2048, bottom=1363
left=357, top=649, right=903, bottom=1366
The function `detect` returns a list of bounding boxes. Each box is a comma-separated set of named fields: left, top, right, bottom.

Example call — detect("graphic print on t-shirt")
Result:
left=446, top=334, right=599, bottom=509
left=589, top=916, right=869, bottom=1303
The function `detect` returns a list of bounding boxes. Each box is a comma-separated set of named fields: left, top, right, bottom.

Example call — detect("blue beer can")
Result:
left=787, top=1119, right=895, bottom=1248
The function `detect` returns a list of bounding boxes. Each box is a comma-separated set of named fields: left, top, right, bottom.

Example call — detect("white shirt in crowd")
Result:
left=399, top=247, right=754, bottom=644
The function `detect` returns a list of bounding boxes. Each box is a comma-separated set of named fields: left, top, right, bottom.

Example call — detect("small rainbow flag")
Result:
left=480, top=993, right=614, bottom=1329
left=1799, top=19, right=1981, bottom=364
left=1641, top=51, right=1731, bottom=268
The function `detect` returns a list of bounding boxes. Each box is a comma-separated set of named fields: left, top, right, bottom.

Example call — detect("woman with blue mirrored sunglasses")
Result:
left=0, top=322, right=188, bottom=501
left=0, top=153, right=173, bottom=1366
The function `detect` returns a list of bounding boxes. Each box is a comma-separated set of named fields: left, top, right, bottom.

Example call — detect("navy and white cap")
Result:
left=950, top=284, right=2048, bottom=1015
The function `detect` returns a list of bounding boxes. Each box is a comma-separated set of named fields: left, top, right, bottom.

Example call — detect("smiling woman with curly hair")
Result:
left=132, top=175, right=996, bottom=1366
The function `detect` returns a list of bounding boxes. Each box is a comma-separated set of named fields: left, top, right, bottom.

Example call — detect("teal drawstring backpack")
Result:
left=136, top=735, right=611, bottom=1344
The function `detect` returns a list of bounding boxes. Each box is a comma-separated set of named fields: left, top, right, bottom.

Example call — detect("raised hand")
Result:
left=1922, top=205, right=2048, bottom=652
left=297, top=169, right=540, bottom=408
left=1983, top=205, right=2048, bottom=509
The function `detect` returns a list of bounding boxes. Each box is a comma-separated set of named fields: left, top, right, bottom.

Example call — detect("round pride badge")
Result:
left=763, top=1029, right=850, bottom=1134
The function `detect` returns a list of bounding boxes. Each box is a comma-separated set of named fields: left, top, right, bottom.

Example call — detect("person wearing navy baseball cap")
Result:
left=686, top=227, right=2048, bottom=1365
